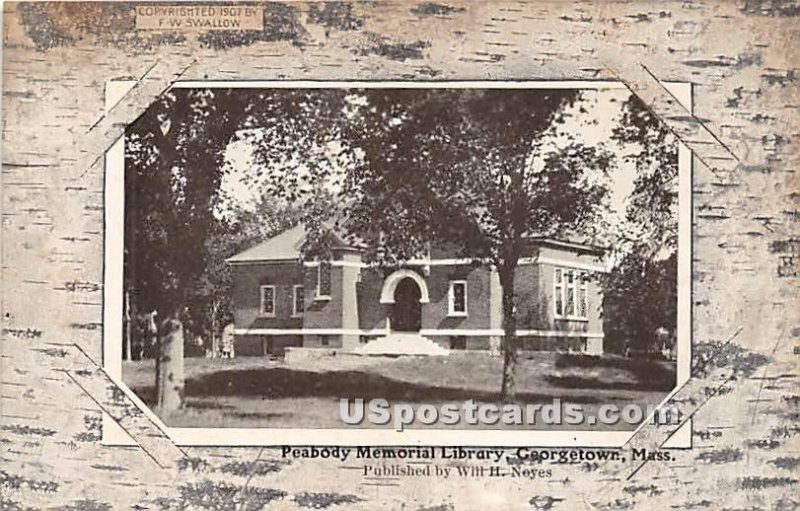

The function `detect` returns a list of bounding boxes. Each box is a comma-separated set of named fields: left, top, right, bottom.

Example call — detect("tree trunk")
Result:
left=210, top=300, right=219, bottom=359
left=156, top=313, right=184, bottom=413
left=151, top=311, right=160, bottom=398
left=499, top=266, right=518, bottom=402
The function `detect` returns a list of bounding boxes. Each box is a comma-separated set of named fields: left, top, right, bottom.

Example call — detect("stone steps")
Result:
left=355, top=333, right=450, bottom=356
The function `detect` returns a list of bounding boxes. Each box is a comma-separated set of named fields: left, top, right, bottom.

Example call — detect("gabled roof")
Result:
left=227, top=224, right=306, bottom=263
left=526, top=236, right=606, bottom=255
left=228, top=224, right=605, bottom=264
left=227, top=224, right=358, bottom=263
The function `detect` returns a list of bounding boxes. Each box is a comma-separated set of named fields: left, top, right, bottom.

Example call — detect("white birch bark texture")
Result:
left=2, top=1, right=799, bottom=509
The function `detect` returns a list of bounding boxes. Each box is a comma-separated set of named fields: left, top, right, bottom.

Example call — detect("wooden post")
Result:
left=124, top=290, right=132, bottom=361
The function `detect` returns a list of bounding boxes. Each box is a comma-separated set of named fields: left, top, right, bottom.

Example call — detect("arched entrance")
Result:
left=379, top=268, right=430, bottom=304
left=390, top=277, right=422, bottom=332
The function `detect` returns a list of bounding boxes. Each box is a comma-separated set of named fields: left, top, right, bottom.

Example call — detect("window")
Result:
left=565, top=271, right=575, bottom=317
left=293, top=285, right=304, bottom=317
left=578, top=273, right=588, bottom=318
left=316, top=261, right=331, bottom=299
left=554, top=269, right=588, bottom=320
left=448, top=280, right=468, bottom=316
left=259, top=285, right=275, bottom=317
left=450, top=335, right=466, bottom=350
left=554, top=269, right=563, bottom=316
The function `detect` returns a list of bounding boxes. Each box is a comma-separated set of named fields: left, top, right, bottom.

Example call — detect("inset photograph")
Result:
left=116, top=84, right=686, bottom=435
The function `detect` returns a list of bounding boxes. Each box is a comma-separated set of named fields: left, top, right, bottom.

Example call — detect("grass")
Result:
left=122, top=352, right=676, bottom=430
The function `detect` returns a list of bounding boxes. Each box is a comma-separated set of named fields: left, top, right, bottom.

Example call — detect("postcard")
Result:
left=2, top=2, right=797, bottom=509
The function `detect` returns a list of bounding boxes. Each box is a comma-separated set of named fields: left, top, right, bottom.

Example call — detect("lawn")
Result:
left=122, top=352, right=676, bottom=430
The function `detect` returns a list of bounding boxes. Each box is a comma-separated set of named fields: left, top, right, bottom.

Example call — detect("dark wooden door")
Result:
left=391, top=278, right=422, bottom=332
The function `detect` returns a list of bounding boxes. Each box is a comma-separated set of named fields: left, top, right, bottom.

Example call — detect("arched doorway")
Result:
left=390, top=277, right=422, bottom=332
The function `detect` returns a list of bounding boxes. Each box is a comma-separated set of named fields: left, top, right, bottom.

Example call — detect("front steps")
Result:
left=355, top=332, right=450, bottom=356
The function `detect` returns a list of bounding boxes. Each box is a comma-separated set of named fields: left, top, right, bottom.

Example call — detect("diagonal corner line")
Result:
left=66, top=342, right=188, bottom=468
left=624, top=371, right=735, bottom=481
left=743, top=304, right=786, bottom=465
left=621, top=325, right=743, bottom=476
left=639, top=63, right=741, bottom=164
left=73, top=55, right=198, bottom=182
left=70, top=342, right=187, bottom=447
left=76, top=152, right=105, bottom=181
left=577, top=326, right=746, bottom=510
left=85, top=59, right=161, bottom=135
left=602, top=63, right=738, bottom=186
left=61, top=369, right=172, bottom=471
left=88, top=56, right=196, bottom=136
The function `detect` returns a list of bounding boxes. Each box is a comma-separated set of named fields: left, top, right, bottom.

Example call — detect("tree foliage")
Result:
left=125, top=89, right=319, bottom=407
left=188, top=196, right=302, bottom=351
left=602, top=251, right=677, bottom=354
left=126, top=89, right=328, bottom=340
left=602, top=94, right=679, bottom=353
left=125, top=89, right=251, bottom=319
left=339, top=90, right=613, bottom=268
left=127, top=87, right=672, bottom=405
left=252, top=89, right=614, bottom=400
left=611, top=94, right=678, bottom=255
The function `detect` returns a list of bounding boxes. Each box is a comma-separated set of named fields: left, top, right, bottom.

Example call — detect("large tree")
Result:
left=125, top=89, right=251, bottom=411
left=345, top=89, right=613, bottom=400
left=125, top=88, right=338, bottom=411
left=254, top=89, right=613, bottom=401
